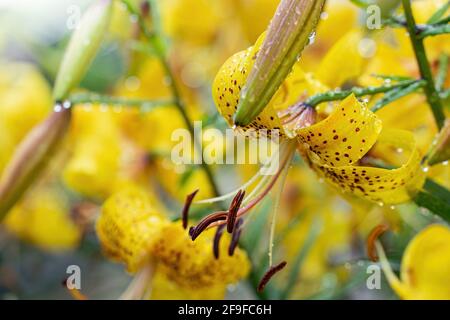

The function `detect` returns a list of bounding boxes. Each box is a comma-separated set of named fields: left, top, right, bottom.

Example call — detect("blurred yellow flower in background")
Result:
left=378, top=224, right=450, bottom=300
left=4, top=188, right=81, bottom=251
left=0, top=62, right=52, bottom=172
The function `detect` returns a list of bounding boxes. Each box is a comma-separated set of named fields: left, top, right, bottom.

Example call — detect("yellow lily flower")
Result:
left=96, top=186, right=250, bottom=299
left=377, top=224, right=450, bottom=300
left=211, top=32, right=425, bottom=206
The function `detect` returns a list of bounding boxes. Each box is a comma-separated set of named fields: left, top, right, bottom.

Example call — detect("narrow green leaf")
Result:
left=427, top=2, right=450, bottom=24
left=348, top=0, right=373, bottom=8
left=418, top=24, right=450, bottom=39
left=371, top=74, right=413, bottom=82
left=414, top=190, right=450, bottom=222
left=423, top=179, right=450, bottom=205
left=69, top=92, right=173, bottom=109
left=371, top=80, right=426, bottom=112
left=179, top=167, right=196, bottom=188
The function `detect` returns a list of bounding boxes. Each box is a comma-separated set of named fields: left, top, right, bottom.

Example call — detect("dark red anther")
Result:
left=213, top=224, right=226, bottom=259
left=140, top=1, right=150, bottom=17
left=228, top=218, right=243, bottom=256
left=182, top=189, right=199, bottom=229
left=227, top=190, right=245, bottom=233
left=190, top=211, right=228, bottom=241
left=257, top=261, right=288, bottom=293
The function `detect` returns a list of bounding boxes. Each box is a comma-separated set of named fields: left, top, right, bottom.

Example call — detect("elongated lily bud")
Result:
left=234, top=0, right=325, bottom=126
left=53, top=0, right=113, bottom=101
left=0, top=106, right=72, bottom=220
left=368, top=0, right=401, bottom=18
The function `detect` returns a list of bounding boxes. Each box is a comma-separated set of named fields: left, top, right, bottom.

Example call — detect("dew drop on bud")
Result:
left=54, top=104, right=62, bottom=112
left=63, top=101, right=71, bottom=109
left=308, top=32, right=316, bottom=45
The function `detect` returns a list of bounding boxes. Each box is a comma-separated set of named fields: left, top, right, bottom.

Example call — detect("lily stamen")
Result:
left=281, top=102, right=317, bottom=130
left=257, top=261, right=288, bottom=293
left=189, top=211, right=228, bottom=240
left=62, top=278, right=88, bottom=300
left=213, top=224, right=226, bottom=259
left=367, top=224, right=389, bottom=262
left=228, top=219, right=243, bottom=256
left=227, top=190, right=245, bottom=233
left=182, top=189, right=199, bottom=229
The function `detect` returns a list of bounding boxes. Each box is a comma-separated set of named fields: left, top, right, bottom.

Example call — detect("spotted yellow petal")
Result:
left=212, top=33, right=285, bottom=137
left=297, top=94, right=382, bottom=166
left=150, top=268, right=226, bottom=300
left=152, top=222, right=250, bottom=290
left=96, top=187, right=168, bottom=273
left=298, top=95, right=424, bottom=204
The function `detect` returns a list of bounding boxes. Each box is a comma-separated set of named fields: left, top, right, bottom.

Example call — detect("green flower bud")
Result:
left=0, top=105, right=72, bottom=220
left=234, top=0, right=325, bottom=126
left=53, top=0, right=113, bottom=101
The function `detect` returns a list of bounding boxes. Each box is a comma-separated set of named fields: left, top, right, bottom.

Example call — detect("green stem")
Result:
left=304, top=79, right=420, bottom=107
left=69, top=92, right=174, bottom=109
left=122, top=0, right=221, bottom=197
left=402, top=0, right=445, bottom=129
